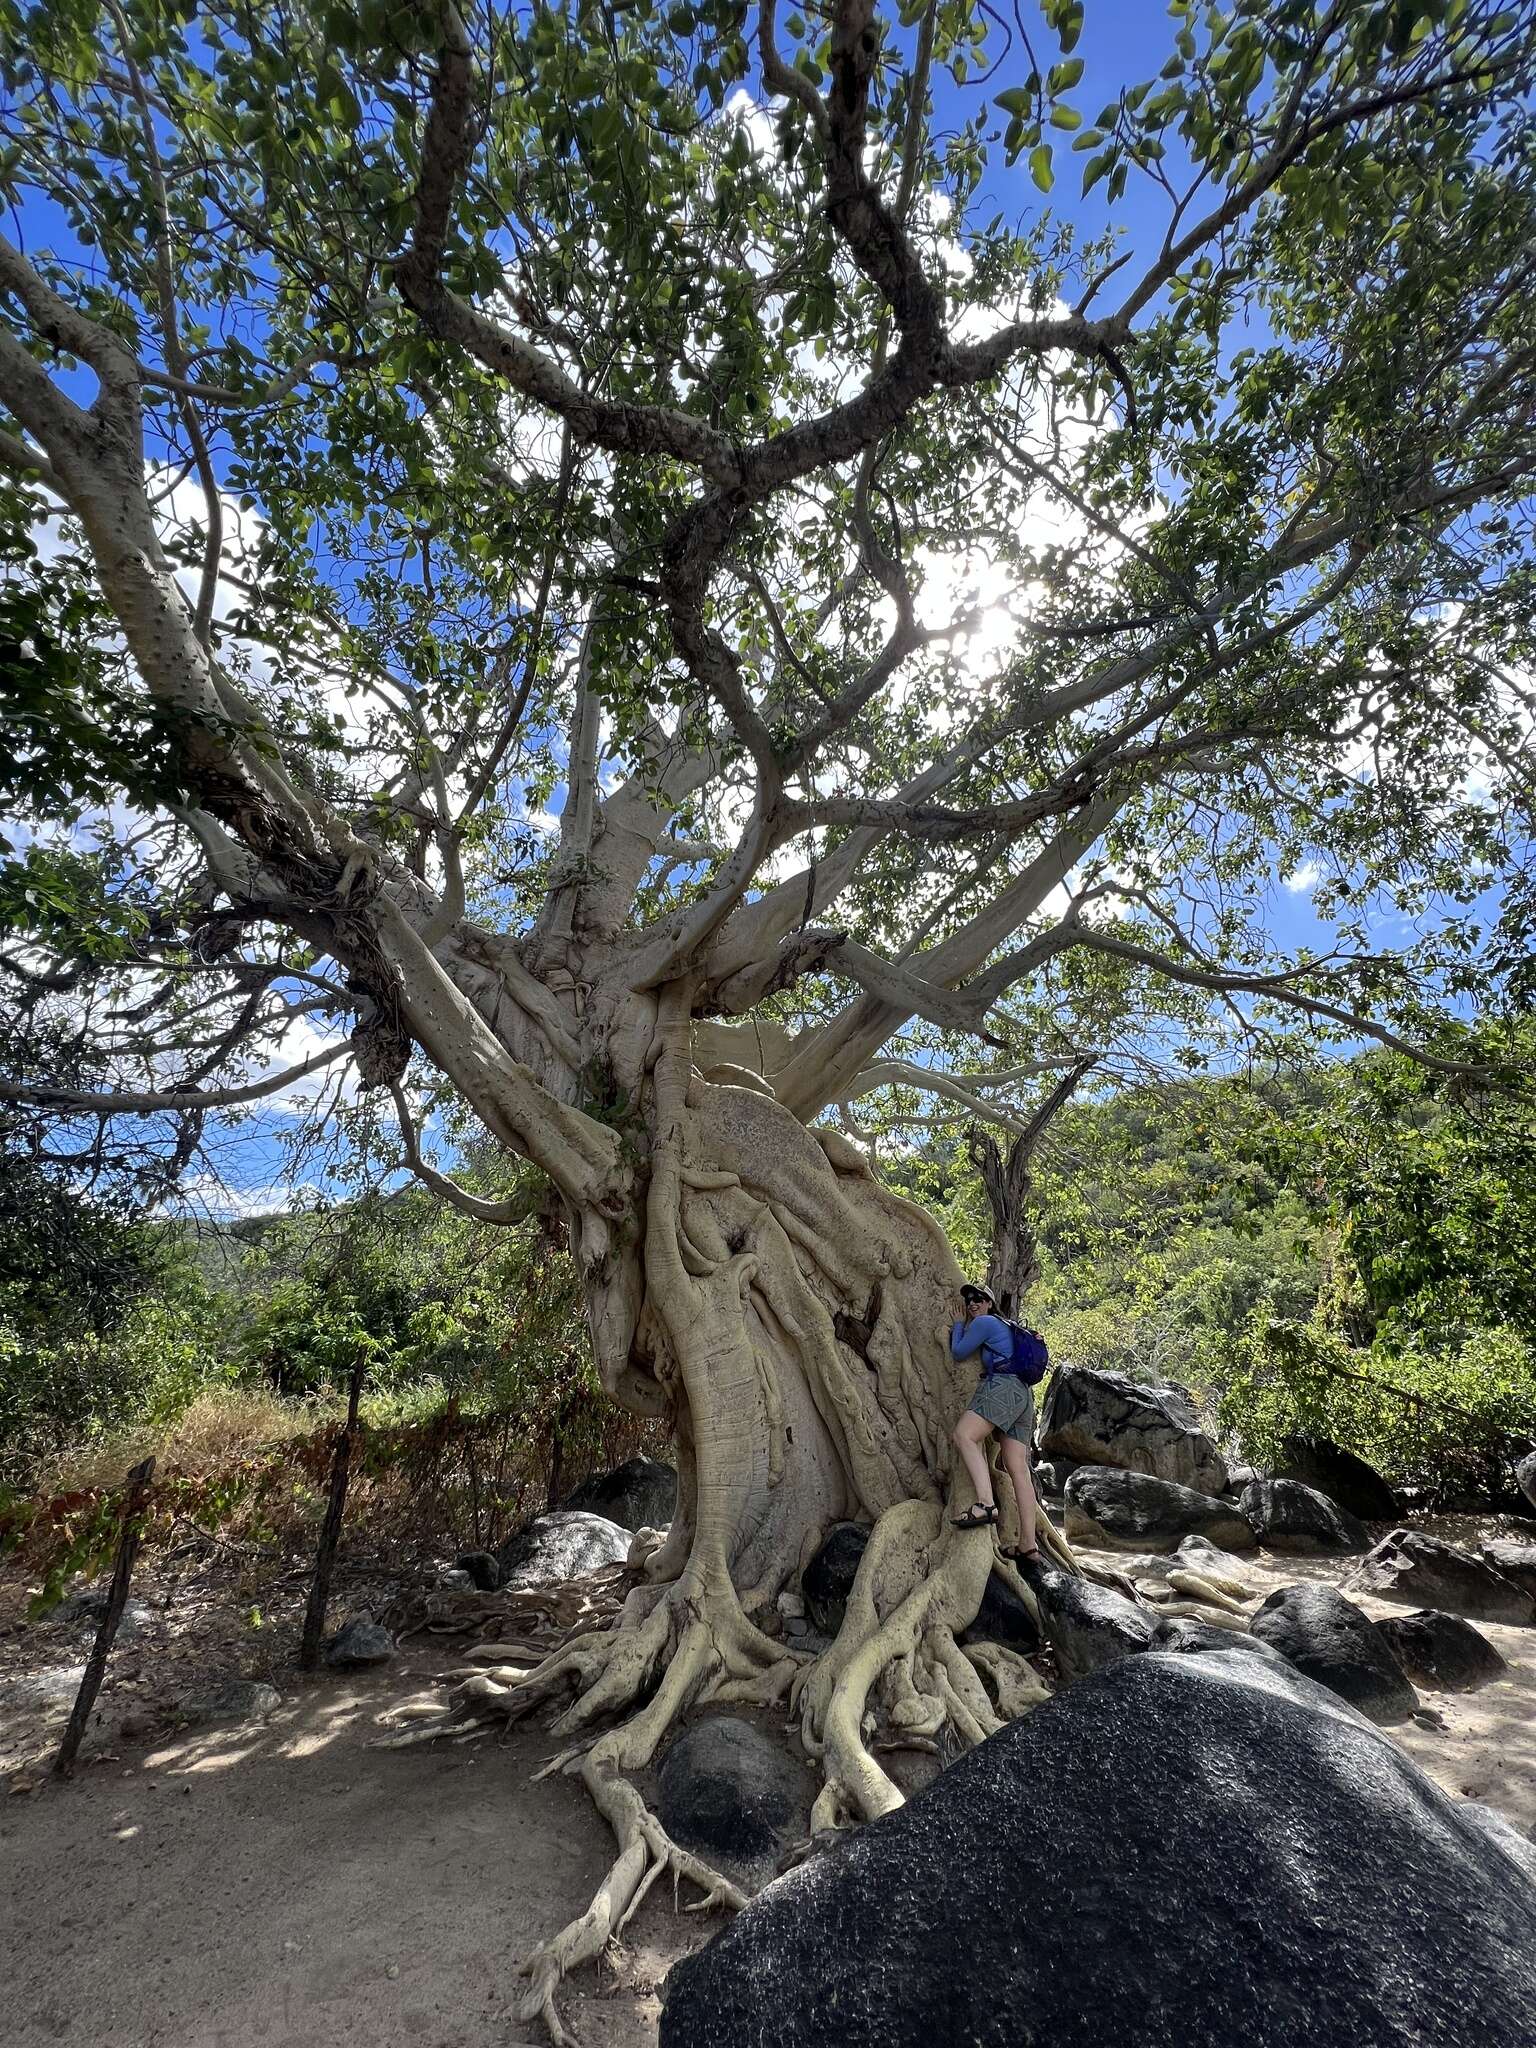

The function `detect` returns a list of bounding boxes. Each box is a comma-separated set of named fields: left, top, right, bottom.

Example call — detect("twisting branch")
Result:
left=389, top=1082, right=546, bottom=1224
left=395, top=5, right=743, bottom=486
left=757, top=0, right=830, bottom=136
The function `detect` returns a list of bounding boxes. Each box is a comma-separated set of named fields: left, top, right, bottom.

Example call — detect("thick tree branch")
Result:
left=774, top=793, right=1129, bottom=1120
left=105, top=0, right=222, bottom=646
left=395, top=6, right=742, bottom=486
left=373, top=897, right=626, bottom=1220
left=0, top=230, right=141, bottom=431
left=0, top=1040, right=353, bottom=1114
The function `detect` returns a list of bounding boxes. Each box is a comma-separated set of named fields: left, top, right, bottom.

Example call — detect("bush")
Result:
left=1221, top=1315, right=1536, bottom=1500
left=1, top=1179, right=666, bottom=1583
left=0, top=1279, right=229, bottom=1486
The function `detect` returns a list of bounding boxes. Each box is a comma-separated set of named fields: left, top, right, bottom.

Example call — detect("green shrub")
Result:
left=1221, top=1315, right=1536, bottom=1497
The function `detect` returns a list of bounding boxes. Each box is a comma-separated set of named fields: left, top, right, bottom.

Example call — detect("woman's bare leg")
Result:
left=952, top=1410, right=997, bottom=1508
left=999, top=1436, right=1039, bottom=1554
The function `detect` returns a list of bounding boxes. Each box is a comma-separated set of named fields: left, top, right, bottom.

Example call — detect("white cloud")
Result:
left=179, top=1172, right=325, bottom=1220
left=247, top=1010, right=356, bottom=1114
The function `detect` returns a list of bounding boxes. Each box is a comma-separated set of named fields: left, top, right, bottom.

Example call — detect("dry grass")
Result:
left=18, top=1388, right=672, bottom=1588
left=40, top=1388, right=325, bottom=1493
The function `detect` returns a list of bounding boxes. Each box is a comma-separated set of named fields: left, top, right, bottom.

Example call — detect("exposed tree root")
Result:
left=380, top=1570, right=807, bottom=2039
left=1165, top=1566, right=1254, bottom=1611
left=381, top=1504, right=1061, bottom=2039
left=1152, top=1599, right=1255, bottom=1631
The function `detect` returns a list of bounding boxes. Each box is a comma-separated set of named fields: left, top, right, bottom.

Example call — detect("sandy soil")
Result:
left=2, top=1514, right=1532, bottom=2048
left=1, top=1652, right=713, bottom=2048
left=0, top=1565, right=712, bottom=2048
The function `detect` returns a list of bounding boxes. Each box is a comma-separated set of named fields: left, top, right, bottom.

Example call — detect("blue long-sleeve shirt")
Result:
left=950, top=1312, right=1012, bottom=1375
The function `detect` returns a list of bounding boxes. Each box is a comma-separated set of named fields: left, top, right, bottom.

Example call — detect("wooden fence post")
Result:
left=54, top=1455, right=156, bottom=1778
left=299, top=1356, right=367, bottom=1671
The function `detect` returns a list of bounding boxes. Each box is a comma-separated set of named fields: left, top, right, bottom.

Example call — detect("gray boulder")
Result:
left=1249, top=1583, right=1417, bottom=1725
left=1239, top=1476, right=1369, bottom=1554
left=1373, top=1609, right=1508, bottom=1694
left=1017, top=1555, right=1154, bottom=1681
left=1065, top=1466, right=1257, bottom=1553
left=1039, top=1365, right=1228, bottom=1493
left=57, top=1590, right=154, bottom=1639
left=181, top=1679, right=282, bottom=1724
left=1176, top=1532, right=1249, bottom=1574
left=1276, top=1434, right=1398, bottom=1520
left=563, top=1455, right=678, bottom=1533
left=1516, top=1450, right=1536, bottom=1512
left=1031, top=1458, right=1075, bottom=1498
left=658, top=1716, right=810, bottom=1862
left=1347, top=1529, right=1536, bottom=1627
left=323, top=1616, right=396, bottom=1668
left=961, top=1569, right=1042, bottom=1654
left=1, top=1664, right=87, bottom=1713
left=454, top=1550, right=501, bottom=1591
left=1461, top=1803, right=1536, bottom=1887
left=1482, top=1540, right=1536, bottom=1603
left=497, top=1509, right=630, bottom=1588
left=801, top=1522, right=871, bottom=1635
left=660, top=1651, right=1536, bottom=2048
left=1148, top=1617, right=1294, bottom=1672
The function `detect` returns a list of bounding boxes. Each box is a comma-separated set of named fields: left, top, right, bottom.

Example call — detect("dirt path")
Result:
left=0, top=1592, right=709, bottom=2048
left=2, top=1659, right=711, bottom=2048
left=4, top=1517, right=1533, bottom=2048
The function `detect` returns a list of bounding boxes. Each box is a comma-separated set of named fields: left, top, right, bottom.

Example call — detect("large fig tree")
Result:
left=2, top=0, right=1534, bottom=2027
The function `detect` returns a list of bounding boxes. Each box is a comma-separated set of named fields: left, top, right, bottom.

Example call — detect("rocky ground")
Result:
left=1191, top=1516, right=1536, bottom=1831
left=2, top=1502, right=1533, bottom=2048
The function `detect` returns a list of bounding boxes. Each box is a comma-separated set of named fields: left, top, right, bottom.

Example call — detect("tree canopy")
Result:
left=1, top=0, right=1533, bottom=1217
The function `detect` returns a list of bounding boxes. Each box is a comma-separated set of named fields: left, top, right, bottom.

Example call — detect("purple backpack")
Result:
left=1001, top=1321, right=1050, bottom=1384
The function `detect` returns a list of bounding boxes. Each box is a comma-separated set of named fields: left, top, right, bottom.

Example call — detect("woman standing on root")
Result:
left=949, top=1283, right=1040, bottom=1562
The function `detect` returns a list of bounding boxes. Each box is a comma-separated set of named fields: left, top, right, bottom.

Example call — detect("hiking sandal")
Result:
left=950, top=1502, right=999, bottom=1529
left=1000, top=1544, right=1041, bottom=1564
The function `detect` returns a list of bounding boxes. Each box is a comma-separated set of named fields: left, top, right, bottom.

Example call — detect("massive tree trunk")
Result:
left=29, top=11, right=1521, bottom=2026
left=394, top=992, right=1066, bottom=2038
left=2, top=303, right=1069, bottom=2038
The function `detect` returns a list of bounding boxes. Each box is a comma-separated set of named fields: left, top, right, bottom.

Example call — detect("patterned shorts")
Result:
left=967, top=1374, right=1036, bottom=1443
